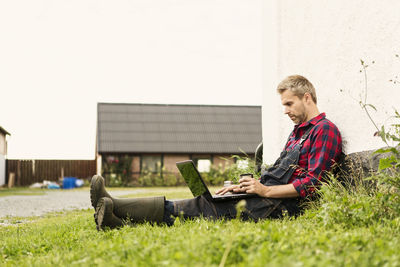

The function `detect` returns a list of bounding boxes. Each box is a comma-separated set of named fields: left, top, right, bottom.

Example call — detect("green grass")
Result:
left=0, top=188, right=45, bottom=197
left=1, top=181, right=400, bottom=266
left=120, top=186, right=221, bottom=199
left=1, top=209, right=399, bottom=266
left=0, top=186, right=198, bottom=199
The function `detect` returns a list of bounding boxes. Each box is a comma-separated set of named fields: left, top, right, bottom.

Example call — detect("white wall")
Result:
left=0, top=133, right=6, bottom=186
left=0, top=133, right=5, bottom=155
left=262, top=0, right=400, bottom=163
left=0, top=154, right=5, bottom=186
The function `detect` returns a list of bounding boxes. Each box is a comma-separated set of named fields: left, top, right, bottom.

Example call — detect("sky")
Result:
left=0, top=1, right=263, bottom=159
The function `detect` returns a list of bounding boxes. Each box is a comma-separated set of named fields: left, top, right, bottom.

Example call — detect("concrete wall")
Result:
left=262, top=0, right=400, bottom=163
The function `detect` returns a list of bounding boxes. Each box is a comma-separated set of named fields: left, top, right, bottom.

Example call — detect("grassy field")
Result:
left=118, top=186, right=221, bottom=199
left=1, top=182, right=400, bottom=266
left=0, top=186, right=213, bottom=199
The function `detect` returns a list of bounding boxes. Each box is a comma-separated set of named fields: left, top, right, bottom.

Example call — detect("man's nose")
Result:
left=284, top=107, right=290, bottom=114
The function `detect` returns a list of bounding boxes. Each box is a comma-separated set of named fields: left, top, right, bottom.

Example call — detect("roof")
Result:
left=97, top=103, right=262, bottom=154
left=0, top=126, right=10, bottom=136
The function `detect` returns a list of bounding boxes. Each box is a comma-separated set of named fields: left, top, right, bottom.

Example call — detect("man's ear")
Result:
left=303, top=93, right=313, bottom=104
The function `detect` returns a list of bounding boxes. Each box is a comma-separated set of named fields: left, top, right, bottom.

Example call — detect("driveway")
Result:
left=0, top=189, right=145, bottom=218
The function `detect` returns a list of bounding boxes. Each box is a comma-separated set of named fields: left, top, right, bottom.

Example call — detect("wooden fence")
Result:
left=6, top=159, right=96, bottom=186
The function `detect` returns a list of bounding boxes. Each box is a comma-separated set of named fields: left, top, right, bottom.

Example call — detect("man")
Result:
left=90, top=75, right=342, bottom=230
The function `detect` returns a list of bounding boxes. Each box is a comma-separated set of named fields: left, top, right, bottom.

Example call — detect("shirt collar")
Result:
left=294, top=112, right=326, bottom=130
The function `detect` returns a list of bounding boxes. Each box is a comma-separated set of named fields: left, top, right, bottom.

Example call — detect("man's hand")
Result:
left=216, top=177, right=300, bottom=198
left=235, top=177, right=267, bottom=196
left=215, top=184, right=246, bottom=195
left=215, top=178, right=267, bottom=197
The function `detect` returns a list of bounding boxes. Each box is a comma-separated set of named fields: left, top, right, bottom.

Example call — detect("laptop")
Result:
left=176, top=160, right=256, bottom=202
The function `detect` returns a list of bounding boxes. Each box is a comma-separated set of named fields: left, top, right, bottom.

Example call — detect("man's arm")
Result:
left=291, top=123, right=342, bottom=197
left=216, top=122, right=341, bottom=198
left=234, top=177, right=299, bottom=198
left=215, top=177, right=299, bottom=198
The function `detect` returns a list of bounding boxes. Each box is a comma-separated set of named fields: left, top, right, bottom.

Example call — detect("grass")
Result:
left=119, top=186, right=221, bottom=199
left=0, top=188, right=45, bottom=197
left=0, top=186, right=219, bottom=200
left=1, top=180, right=400, bottom=266
left=1, top=209, right=399, bottom=266
left=0, top=186, right=204, bottom=199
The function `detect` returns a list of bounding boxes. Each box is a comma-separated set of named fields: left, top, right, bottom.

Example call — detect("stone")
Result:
left=334, top=146, right=399, bottom=185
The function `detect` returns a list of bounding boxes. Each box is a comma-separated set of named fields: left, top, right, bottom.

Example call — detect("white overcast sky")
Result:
left=0, top=0, right=263, bottom=159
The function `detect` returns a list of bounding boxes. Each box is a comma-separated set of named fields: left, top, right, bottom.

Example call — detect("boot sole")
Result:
left=90, top=175, right=102, bottom=209
left=96, top=197, right=123, bottom=231
left=95, top=198, right=109, bottom=231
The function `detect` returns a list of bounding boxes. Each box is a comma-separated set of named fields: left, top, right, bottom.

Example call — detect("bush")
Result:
left=137, top=168, right=186, bottom=187
left=105, top=173, right=123, bottom=187
left=201, top=156, right=260, bottom=186
left=309, top=173, right=400, bottom=228
left=134, top=155, right=260, bottom=187
left=102, top=155, right=133, bottom=186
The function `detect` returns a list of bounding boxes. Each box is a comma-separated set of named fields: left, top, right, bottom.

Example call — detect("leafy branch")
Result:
left=358, top=58, right=400, bottom=171
left=359, top=60, right=384, bottom=144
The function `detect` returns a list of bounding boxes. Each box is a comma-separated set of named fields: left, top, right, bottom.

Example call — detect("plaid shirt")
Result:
left=285, top=113, right=342, bottom=197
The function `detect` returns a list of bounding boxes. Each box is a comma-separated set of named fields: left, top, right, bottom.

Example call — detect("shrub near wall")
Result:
left=103, top=155, right=259, bottom=187
left=137, top=169, right=185, bottom=187
left=136, top=156, right=259, bottom=187
left=102, top=155, right=133, bottom=187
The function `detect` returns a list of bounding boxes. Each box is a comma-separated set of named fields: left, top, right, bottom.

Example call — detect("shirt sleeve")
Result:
left=292, top=123, right=342, bottom=197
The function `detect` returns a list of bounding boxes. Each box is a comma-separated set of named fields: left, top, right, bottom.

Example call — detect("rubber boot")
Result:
left=96, top=197, right=124, bottom=231
left=112, top=196, right=165, bottom=224
left=90, top=175, right=112, bottom=209
left=90, top=175, right=165, bottom=225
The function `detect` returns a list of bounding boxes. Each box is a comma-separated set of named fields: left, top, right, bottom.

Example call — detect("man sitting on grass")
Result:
left=90, top=75, right=343, bottom=230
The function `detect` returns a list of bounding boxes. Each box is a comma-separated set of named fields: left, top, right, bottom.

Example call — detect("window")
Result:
left=197, top=159, right=211, bottom=172
left=141, top=155, right=162, bottom=173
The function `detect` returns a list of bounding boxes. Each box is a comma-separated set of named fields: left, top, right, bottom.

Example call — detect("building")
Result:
left=262, top=1, right=400, bottom=163
left=96, top=103, right=261, bottom=185
left=0, top=126, right=10, bottom=186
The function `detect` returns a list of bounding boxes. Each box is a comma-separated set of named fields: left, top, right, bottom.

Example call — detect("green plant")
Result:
left=135, top=155, right=259, bottom=187
left=201, top=155, right=260, bottom=186
left=358, top=59, right=400, bottom=174
left=102, top=155, right=133, bottom=186
left=138, top=168, right=163, bottom=187
left=312, top=174, right=400, bottom=229
left=2, top=189, right=400, bottom=266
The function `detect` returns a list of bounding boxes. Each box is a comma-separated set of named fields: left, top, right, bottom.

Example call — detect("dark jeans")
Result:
left=163, top=195, right=300, bottom=225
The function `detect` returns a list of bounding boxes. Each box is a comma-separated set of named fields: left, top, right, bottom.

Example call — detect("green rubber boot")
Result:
left=90, top=175, right=165, bottom=225
left=90, top=175, right=112, bottom=209
left=112, top=196, right=165, bottom=224
left=95, top=197, right=124, bottom=231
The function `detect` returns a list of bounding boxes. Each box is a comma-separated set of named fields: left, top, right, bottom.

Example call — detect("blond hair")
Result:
left=277, top=75, right=317, bottom=104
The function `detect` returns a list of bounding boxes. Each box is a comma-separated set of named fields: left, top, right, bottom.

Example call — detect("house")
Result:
left=261, top=1, right=400, bottom=163
left=96, top=103, right=261, bottom=184
left=0, top=126, right=10, bottom=186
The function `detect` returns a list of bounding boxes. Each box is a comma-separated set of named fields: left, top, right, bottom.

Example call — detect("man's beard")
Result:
left=290, top=106, right=307, bottom=124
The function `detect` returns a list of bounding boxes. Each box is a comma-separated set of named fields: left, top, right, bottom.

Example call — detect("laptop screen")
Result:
left=176, top=160, right=208, bottom=197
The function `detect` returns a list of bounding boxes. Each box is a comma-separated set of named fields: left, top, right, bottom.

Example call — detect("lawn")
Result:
left=1, top=185, right=400, bottom=266
left=118, top=186, right=221, bottom=199
left=0, top=188, right=45, bottom=197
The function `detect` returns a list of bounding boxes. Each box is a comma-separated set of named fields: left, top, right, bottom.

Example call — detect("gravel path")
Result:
left=0, top=189, right=145, bottom=218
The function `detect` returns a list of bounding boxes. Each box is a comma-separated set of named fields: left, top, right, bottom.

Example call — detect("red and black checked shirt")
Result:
left=285, top=113, right=342, bottom=198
